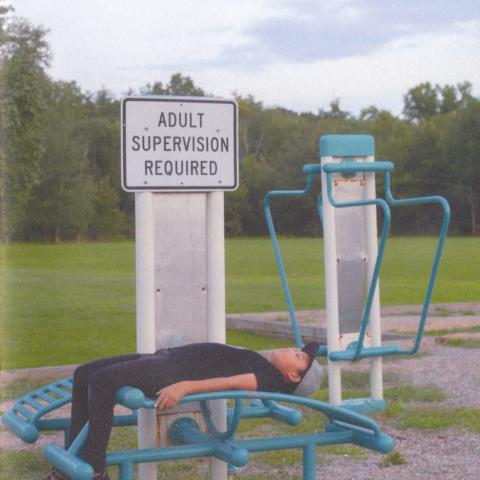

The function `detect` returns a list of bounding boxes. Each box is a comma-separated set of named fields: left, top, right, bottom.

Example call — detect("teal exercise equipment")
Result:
left=2, top=377, right=393, bottom=480
left=264, top=158, right=450, bottom=363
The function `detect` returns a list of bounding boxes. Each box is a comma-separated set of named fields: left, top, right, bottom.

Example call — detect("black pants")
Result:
left=68, top=351, right=181, bottom=472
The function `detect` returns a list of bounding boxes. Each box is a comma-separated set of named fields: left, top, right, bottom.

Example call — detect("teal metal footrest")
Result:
left=329, top=345, right=403, bottom=361
left=1, top=376, right=73, bottom=443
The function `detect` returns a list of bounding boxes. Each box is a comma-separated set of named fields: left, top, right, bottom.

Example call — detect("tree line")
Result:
left=1, top=10, right=479, bottom=242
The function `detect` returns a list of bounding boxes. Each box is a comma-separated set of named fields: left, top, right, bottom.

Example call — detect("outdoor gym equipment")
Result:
left=265, top=134, right=450, bottom=411
left=2, top=122, right=398, bottom=480
left=3, top=376, right=393, bottom=480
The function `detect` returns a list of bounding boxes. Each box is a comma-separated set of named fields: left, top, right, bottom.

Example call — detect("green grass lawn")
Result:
left=1, top=237, right=478, bottom=369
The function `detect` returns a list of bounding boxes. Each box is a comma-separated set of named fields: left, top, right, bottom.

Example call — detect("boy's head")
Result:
left=268, top=343, right=320, bottom=392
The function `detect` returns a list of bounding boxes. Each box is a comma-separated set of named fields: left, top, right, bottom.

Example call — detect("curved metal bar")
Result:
left=325, top=171, right=392, bottom=361
left=384, top=171, right=451, bottom=354
left=180, top=390, right=384, bottom=436
left=263, top=173, right=316, bottom=349
left=200, top=397, right=243, bottom=440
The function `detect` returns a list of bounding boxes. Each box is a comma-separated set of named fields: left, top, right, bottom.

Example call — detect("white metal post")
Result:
left=206, top=191, right=228, bottom=479
left=135, top=192, right=158, bottom=480
left=364, top=160, right=383, bottom=401
left=321, top=157, right=343, bottom=405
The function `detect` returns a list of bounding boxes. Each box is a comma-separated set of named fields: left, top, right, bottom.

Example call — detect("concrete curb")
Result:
left=226, top=316, right=410, bottom=342
left=0, top=364, right=78, bottom=385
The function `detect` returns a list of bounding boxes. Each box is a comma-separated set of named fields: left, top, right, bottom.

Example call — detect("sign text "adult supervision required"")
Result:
left=121, top=97, right=238, bottom=191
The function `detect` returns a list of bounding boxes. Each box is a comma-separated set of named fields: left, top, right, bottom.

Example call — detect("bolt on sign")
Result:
left=121, top=97, right=238, bottom=191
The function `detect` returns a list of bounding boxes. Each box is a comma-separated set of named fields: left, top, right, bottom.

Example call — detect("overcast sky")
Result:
left=11, top=0, right=480, bottom=116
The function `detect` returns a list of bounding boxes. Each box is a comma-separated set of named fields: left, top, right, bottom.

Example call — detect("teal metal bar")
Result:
left=340, top=397, right=386, bottom=414
left=302, top=164, right=322, bottom=175
left=200, top=397, right=243, bottom=440
left=36, top=391, right=57, bottom=403
left=329, top=344, right=402, bottom=361
left=261, top=399, right=303, bottom=426
left=119, top=462, right=133, bottom=480
left=325, top=421, right=392, bottom=453
left=23, top=397, right=44, bottom=411
left=67, top=423, right=89, bottom=457
left=303, top=444, right=316, bottom=480
left=384, top=170, right=450, bottom=354
left=37, top=418, right=71, bottom=431
left=108, top=443, right=216, bottom=464
left=48, top=385, right=72, bottom=397
left=181, top=391, right=386, bottom=436
left=263, top=173, right=318, bottom=349
left=44, top=444, right=94, bottom=480
left=169, top=417, right=249, bottom=466
left=14, top=403, right=35, bottom=420
left=237, top=430, right=352, bottom=452
left=230, top=400, right=301, bottom=425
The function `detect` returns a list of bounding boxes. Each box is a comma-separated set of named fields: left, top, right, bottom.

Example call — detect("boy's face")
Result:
left=269, top=348, right=310, bottom=383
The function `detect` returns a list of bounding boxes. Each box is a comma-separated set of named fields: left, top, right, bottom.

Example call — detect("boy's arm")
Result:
left=155, top=374, right=257, bottom=410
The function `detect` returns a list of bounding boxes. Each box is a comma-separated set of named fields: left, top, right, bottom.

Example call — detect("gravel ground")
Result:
left=311, top=427, right=480, bottom=480
left=312, top=342, right=480, bottom=480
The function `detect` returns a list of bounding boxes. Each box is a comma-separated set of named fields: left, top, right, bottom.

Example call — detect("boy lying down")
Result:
left=44, top=342, right=322, bottom=480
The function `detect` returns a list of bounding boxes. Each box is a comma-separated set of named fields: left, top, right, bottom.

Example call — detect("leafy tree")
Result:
left=89, top=179, right=127, bottom=240
left=403, top=82, right=475, bottom=123
left=81, top=91, right=126, bottom=238
left=359, top=105, right=381, bottom=122
left=437, top=84, right=458, bottom=114
left=456, top=81, right=474, bottom=109
left=0, top=13, right=51, bottom=240
left=224, top=181, right=247, bottom=236
left=236, top=94, right=265, bottom=158
left=23, top=80, right=95, bottom=241
left=140, top=73, right=205, bottom=96
left=0, top=2, right=12, bottom=43
left=443, top=100, right=480, bottom=234
left=318, top=98, right=351, bottom=120
left=403, top=82, right=438, bottom=122
left=234, top=155, right=273, bottom=235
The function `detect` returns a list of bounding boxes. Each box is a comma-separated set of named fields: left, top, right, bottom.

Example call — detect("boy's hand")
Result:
left=155, top=382, right=189, bottom=410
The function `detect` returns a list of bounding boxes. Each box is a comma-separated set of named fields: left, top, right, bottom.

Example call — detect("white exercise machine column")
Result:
left=320, top=135, right=383, bottom=411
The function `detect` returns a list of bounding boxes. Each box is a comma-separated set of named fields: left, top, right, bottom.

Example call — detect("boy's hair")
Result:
left=299, top=343, right=319, bottom=376
left=284, top=342, right=322, bottom=395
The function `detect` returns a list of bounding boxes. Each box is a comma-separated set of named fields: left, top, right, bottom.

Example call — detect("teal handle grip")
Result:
left=115, top=386, right=148, bottom=409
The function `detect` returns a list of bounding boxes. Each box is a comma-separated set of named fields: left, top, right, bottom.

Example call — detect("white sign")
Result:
left=121, top=96, right=238, bottom=191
